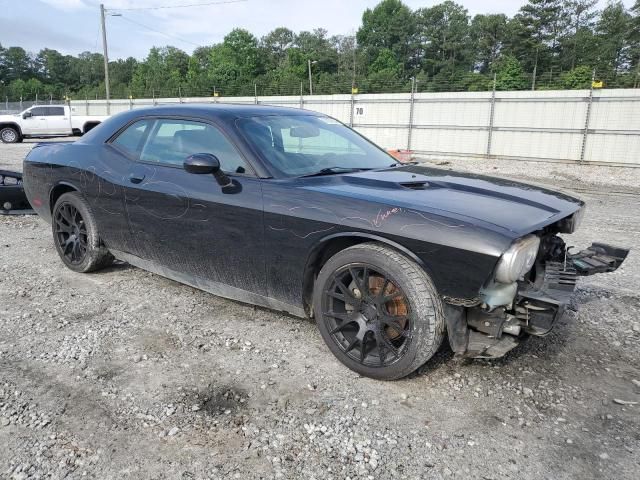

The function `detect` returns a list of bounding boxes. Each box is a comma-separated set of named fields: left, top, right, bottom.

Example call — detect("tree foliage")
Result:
left=1, top=0, right=640, bottom=101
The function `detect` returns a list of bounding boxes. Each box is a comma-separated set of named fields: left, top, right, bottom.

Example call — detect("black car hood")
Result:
left=301, top=164, right=584, bottom=236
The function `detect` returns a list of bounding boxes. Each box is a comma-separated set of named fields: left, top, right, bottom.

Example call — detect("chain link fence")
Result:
left=68, top=82, right=640, bottom=167
left=0, top=98, right=65, bottom=115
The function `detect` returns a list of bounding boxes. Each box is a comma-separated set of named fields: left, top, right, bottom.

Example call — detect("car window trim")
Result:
left=107, top=114, right=257, bottom=178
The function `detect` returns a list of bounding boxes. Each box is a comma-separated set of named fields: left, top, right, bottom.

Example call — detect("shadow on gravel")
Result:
left=94, top=260, right=135, bottom=275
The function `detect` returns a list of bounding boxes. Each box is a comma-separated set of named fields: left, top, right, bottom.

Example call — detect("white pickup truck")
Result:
left=0, top=105, right=108, bottom=143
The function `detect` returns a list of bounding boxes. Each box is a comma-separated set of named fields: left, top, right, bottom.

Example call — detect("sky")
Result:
left=0, top=0, right=635, bottom=60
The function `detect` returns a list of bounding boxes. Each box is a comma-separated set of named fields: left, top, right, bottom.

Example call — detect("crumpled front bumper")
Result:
left=446, top=243, right=629, bottom=359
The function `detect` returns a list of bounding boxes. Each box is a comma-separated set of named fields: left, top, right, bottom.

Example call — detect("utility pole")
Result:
left=308, top=59, right=317, bottom=96
left=531, top=47, right=539, bottom=91
left=100, top=4, right=111, bottom=114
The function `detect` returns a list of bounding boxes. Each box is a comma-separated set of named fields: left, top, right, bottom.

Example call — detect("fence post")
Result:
left=407, top=77, right=416, bottom=151
left=349, top=91, right=355, bottom=127
left=129, top=94, right=133, bottom=110
left=35, top=92, right=38, bottom=105
left=152, top=89, right=157, bottom=106
left=20, top=97, right=23, bottom=110
left=580, top=70, right=596, bottom=163
left=254, top=83, right=258, bottom=105
left=299, top=82, right=304, bottom=109
left=486, top=73, right=497, bottom=158
left=178, top=85, right=183, bottom=104
left=5, top=96, right=8, bottom=111
left=85, top=95, right=89, bottom=115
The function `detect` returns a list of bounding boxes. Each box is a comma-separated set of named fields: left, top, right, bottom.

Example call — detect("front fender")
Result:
left=0, top=122, right=23, bottom=136
left=305, top=230, right=501, bottom=302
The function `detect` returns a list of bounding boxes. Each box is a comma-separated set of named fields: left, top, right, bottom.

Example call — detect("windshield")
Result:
left=237, top=115, right=397, bottom=177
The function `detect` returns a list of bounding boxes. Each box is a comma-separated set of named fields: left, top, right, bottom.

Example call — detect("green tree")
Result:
left=560, top=64, right=593, bottom=87
left=595, top=1, right=632, bottom=77
left=470, top=13, right=509, bottom=73
left=131, top=46, right=189, bottom=97
left=1, top=47, right=33, bottom=82
left=494, top=55, right=529, bottom=90
left=629, top=1, right=640, bottom=76
left=261, top=27, right=296, bottom=71
left=506, top=0, right=566, bottom=76
left=357, top=0, right=415, bottom=72
left=205, top=29, right=262, bottom=95
left=560, top=0, right=598, bottom=69
left=414, top=1, right=471, bottom=78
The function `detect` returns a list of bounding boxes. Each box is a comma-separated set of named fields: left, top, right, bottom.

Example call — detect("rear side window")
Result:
left=111, top=119, right=153, bottom=158
left=46, top=107, right=65, bottom=116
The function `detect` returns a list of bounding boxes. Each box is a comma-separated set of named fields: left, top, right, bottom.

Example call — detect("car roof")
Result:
left=124, top=103, right=322, bottom=119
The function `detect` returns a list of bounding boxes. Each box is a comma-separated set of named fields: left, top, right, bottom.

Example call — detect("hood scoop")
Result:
left=399, top=181, right=429, bottom=190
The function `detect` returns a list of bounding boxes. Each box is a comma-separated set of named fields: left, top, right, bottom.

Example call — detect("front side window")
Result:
left=138, top=119, right=248, bottom=173
left=30, top=107, right=47, bottom=116
left=237, top=115, right=396, bottom=177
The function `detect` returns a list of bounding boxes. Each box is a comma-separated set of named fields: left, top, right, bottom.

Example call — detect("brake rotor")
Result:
left=368, top=275, right=407, bottom=340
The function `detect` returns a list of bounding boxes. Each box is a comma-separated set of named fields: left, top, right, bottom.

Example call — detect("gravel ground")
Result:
left=1, top=141, right=639, bottom=479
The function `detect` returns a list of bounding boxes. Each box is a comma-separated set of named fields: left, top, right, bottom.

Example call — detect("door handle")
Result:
left=129, top=173, right=145, bottom=184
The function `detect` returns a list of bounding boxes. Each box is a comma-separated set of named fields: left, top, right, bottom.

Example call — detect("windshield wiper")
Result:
left=299, top=167, right=372, bottom=178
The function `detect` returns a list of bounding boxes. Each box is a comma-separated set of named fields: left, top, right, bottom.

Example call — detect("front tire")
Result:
left=313, top=242, right=445, bottom=380
left=0, top=127, right=21, bottom=144
left=52, top=192, right=113, bottom=273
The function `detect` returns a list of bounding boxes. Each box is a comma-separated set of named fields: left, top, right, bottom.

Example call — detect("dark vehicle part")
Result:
left=52, top=192, right=113, bottom=273
left=0, top=170, right=34, bottom=214
left=0, top=126, right=22, bottom=143
left=452, top=238, right=629, bottom=359
left=314, top=243, right=444, bottom=380
left=184, top=153, right=233, bottom=188
left=21, top=104, right=630, bottom=379
left=568, top=243, right=629, bottom=275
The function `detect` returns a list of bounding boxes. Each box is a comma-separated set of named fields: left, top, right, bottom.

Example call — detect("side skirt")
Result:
left=110, top=249, right=306, bottom=318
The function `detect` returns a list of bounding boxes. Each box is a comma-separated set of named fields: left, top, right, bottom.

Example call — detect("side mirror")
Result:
left=22, top=111, right=32, bottom=119
left=184, top=153, right=232, bottom=188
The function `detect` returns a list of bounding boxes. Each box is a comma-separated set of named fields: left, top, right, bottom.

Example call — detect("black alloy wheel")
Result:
left=51, top=192, right=113, bottom=273
left=322, top=264, right=413, bottom=367
left=314, top=243, right=444, bottom=380
left=54, top=202, right=88, bottom=265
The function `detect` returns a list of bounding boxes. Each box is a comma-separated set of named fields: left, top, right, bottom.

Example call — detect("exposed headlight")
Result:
left=495, top=234, right=541, bottom=283
left=558, top=206, right=586, bottom=234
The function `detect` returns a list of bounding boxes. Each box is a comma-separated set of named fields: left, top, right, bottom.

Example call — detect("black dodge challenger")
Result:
left=23, top=104, right=629, bottom=380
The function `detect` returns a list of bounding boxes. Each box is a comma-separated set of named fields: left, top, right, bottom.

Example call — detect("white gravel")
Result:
left=0, top=140, right=639, bottom=479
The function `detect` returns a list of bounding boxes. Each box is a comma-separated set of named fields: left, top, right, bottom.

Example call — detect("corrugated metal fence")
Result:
left=71, top=89, right=640, bottom=167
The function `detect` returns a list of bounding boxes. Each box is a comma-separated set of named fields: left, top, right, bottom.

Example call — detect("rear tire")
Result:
left=0, top=127, right=20, bottom=144
left=52, top=192, right=113, bottom=273
left=313, top=242, right=445, bottom=380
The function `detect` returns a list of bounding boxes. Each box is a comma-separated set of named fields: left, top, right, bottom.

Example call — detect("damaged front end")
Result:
left=0, top=170, right=34, bottom=215
left=445, top=211, right=629, bottom=359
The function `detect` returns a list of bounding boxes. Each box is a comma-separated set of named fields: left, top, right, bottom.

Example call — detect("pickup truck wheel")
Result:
left=52, top=192, right=113, bottom=273
left=313, top=242, right=444, bottom=380
left=0, top=127, right=20, bottom=144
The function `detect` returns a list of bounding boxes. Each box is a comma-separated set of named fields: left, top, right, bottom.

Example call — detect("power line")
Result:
left=112, top=0, right=247, bottom=11
left=116, top=15, right=202, bottom=47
